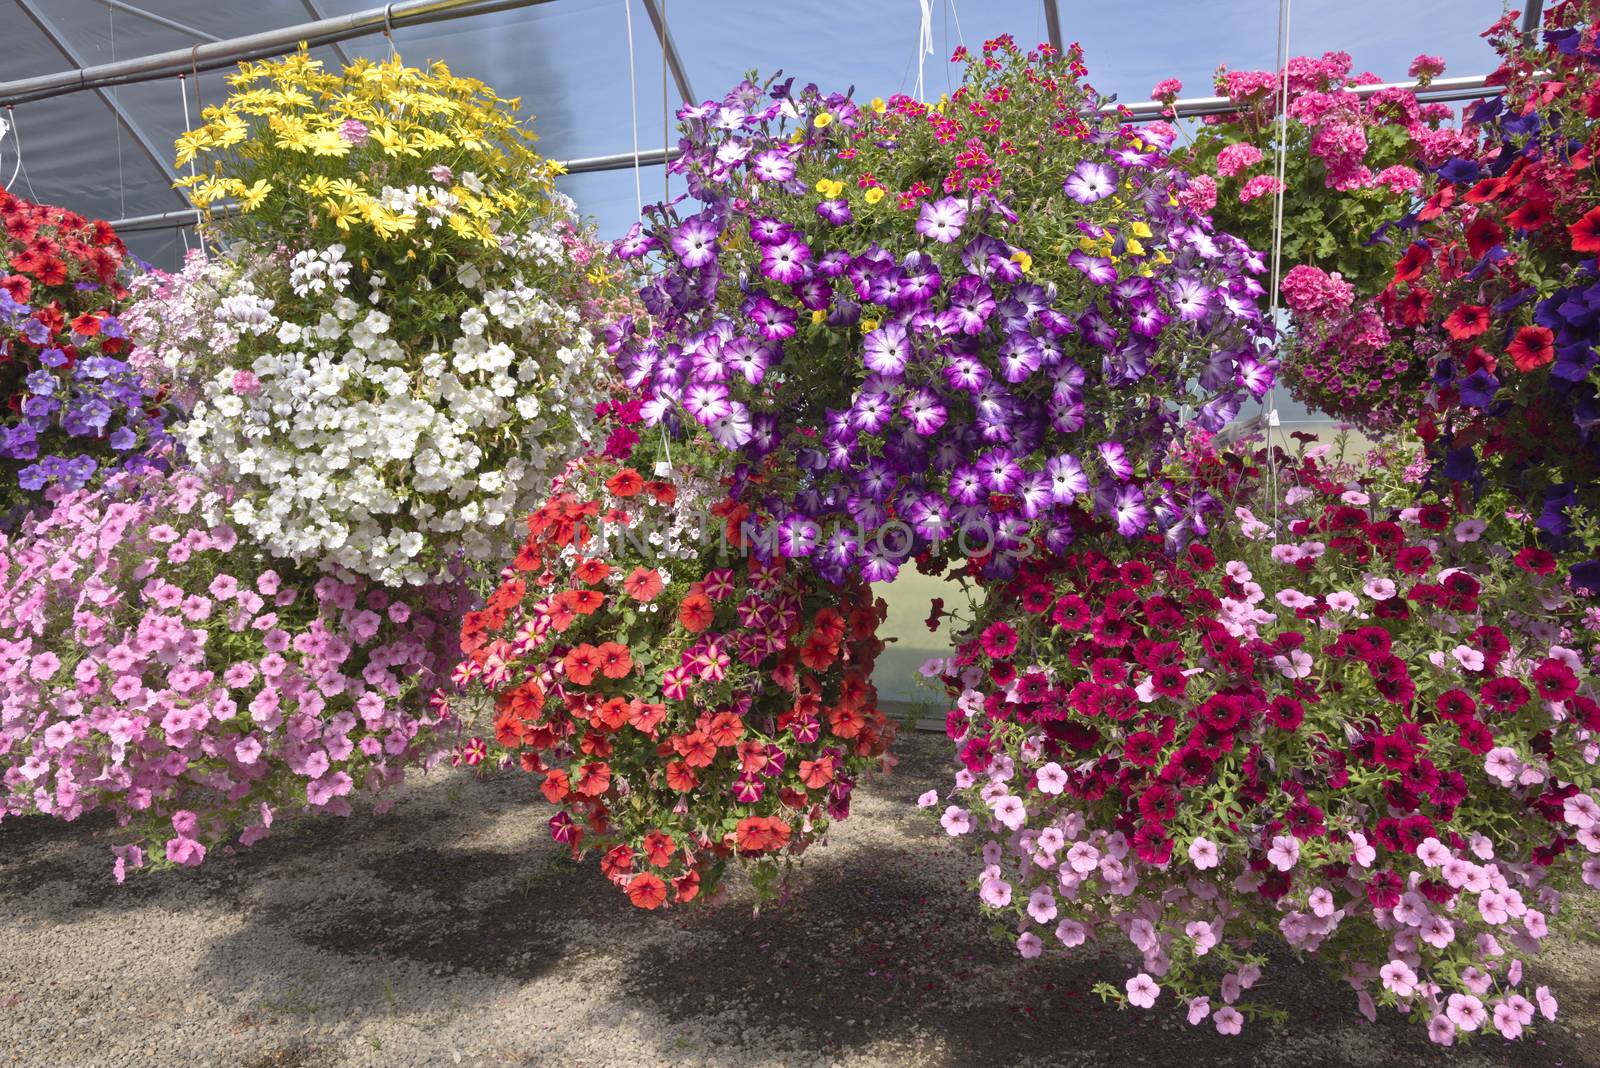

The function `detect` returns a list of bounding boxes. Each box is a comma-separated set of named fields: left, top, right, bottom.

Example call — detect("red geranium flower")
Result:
left=1507, top=325, right=1555, bottom=372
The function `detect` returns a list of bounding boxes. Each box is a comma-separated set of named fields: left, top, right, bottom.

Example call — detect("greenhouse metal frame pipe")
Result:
left=1106, top=73, right=1497, bottom=120
left=641, top=0, right=696, bottom=106
left=105, top=70, right=1508, bottom=233
left=15, top=0, right=192, bottom=209
left=84, top=0, right=223, bottom=43
left=0, top=0, right=557, bottom=107
left=296, top=0, right=356, bottom=69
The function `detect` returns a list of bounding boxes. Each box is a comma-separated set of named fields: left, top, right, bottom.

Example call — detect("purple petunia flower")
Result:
left=942, top=276, right=995, bottom=335
left=1098, top=442, right=1134, bottom=481
left=916, top=196, right=968, bottom=244
left=901, top=387, right=949, bottom=436
left=1128, top=300, right=1169, bottom=338
left=1168, top=276, right=1212, bottom=321
left=1064, top=161, right=1116, bottom=203
left=749, top=217, right=793, bottom=245
left=948, top=463, right=987, bottom=505
left=1235, top=355, right=1276, bottom=399
left=1068, top=250, right=1117, bottom=286
left=1046, top=454, right=1088, bottom=503
left=849, top=390, right=894, bottom=434
left=816, top=199, right=853, bottom=226
left=862, top=323, right=911, bottom=376
left=751, top=149, right=796, bottom=182
left=709, top=402, right=754, bottom=448
left=776, top=513, right=821, bottom=557
left=761, top=237, right=812, bottom=285
left=1103, top=481, right=1150, bottom=536
left=684, top=382, right=732, bottom=425
left=977, top=449, right=1023, bottom=494
left=615, top=222, right=658, bottom=260
left=1015, top=471, right=1052, bottom=518
left=998, top=333, right=1041, bottom=384
left=724, top=336, right=772, bottom=384
left=748, top=296, right=798, bottom=341
left=671, top=216, right=720, bottom=268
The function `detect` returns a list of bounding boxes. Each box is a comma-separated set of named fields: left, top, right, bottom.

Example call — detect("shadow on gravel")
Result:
left=617, top=845, right=1599, bottom=1068
left=3, top=732, right=1599, bottom=1067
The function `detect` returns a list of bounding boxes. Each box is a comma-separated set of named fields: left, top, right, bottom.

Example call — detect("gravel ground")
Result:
left=2, top=732, right=1598, bottom=1068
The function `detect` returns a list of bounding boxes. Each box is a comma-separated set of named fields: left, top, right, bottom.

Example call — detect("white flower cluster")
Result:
left=162, top=214, right=609, bottom=585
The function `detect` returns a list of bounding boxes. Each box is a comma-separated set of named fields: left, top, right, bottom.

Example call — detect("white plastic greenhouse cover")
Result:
left=0, top=0, right=1509, bottom=268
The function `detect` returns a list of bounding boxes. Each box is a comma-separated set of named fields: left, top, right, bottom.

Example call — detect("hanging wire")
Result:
left=915, top=0, right=935, bottom=102
left=383, top=3, right=401, bottom=60
left=178, top=74, right=208, bottom=261
left=623, top=0, right=643, bottom=217
left=660, top=0, right=669, bottom=204
left=109, top=1, right=127, bottom=220
left=1265, top=0, right=1294, bottom=524
left=655, top=0, right=673, bottom=472
left=2, top=107, right=25, bottom=194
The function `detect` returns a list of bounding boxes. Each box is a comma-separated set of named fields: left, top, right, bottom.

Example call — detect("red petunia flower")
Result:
left=605, top=468, right=644, bottom=498
left=675, top=730, right=717, bottom=768
left=799, top=755, right=835, bottom=789
left=1465, top=212, right=1505, bottom=258
left=1514, top=546, right=1557, bottom=575
left=574, top=761, right=612, bottom=797
left=664, top=761, right=699, bottom=792
left=1392, top=242, right=1433, bottom=284
left=642, top=830, right=676, bottom=868
left=626, top=872, right=668, bottom=909
left=678, top=592, right=714, bottom=633
left=1505, top=198, right=1552, bottom=230
left=1507, top=325, right=1555, bottom=372
left=622, top=566, right=664, bottom=602
left=1443, top=304, right=1490, bottom=340
left=541, top=769, right=570, bottom=803
left=596, top=641, right=633, bottom=679
left=1569, top=205, right=1600, bottom=252
left=564, top=643, right=602, bottom=685
left=574, top=557, right=612, bottom=585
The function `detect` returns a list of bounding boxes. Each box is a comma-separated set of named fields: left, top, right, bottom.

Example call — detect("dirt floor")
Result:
left=2, top=732, right=1597, bottom=1068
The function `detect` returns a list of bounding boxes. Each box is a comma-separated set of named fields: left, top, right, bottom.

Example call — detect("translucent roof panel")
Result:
left=0, top=0, right=1508, bottom=266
